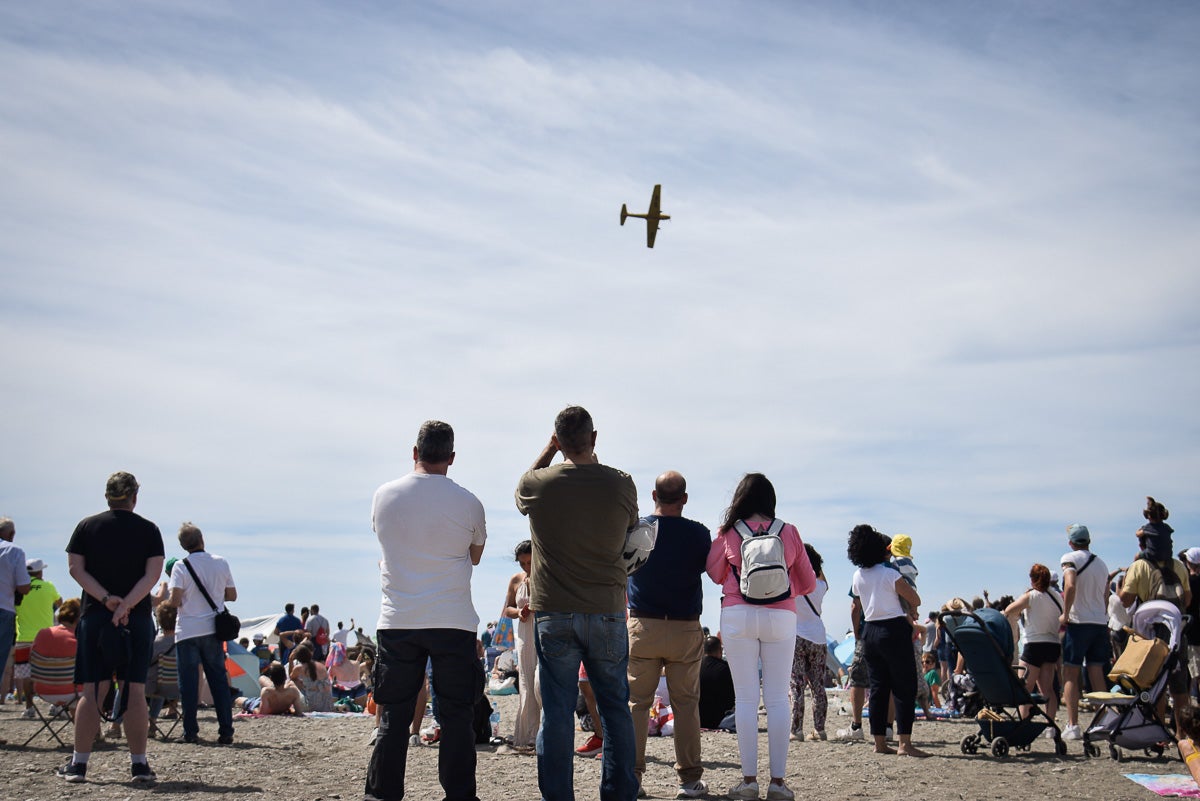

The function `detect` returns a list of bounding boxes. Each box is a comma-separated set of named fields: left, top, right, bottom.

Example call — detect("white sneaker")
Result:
left=408, top=733, right=420, bottom=747
left=1042, top=728, right=1056, bottom=739
left=766, top=783, right=795, bottom=801
left=676, top=779, right=707, bottom=798
left=836, top=725, right=865, bottom=741
left=728, top=781, right=760, bottom=799
left=1061, top=724, right=1082, bottom=741
left=885, top=726, right=894, bottom=740
left=21, top=707, right=37, bottom=719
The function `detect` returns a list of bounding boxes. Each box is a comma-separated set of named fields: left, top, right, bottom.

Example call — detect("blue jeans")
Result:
left=535, top=612, right=636, bottom=801
left=176, top=634, right=234, bottom=739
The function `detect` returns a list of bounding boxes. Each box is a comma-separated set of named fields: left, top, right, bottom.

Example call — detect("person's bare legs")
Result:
left=897, top=733, right=928, bottom=757
left=850, top=686, right=865, bottom=728
left=73, top=684, right=103, bottom=754
left=410, top=678, right=428, bottom=735
left=1037, top=664, right=1058, bottom=720
left=873, top=733, right=895, bottom=754
left=124, top=683, right=150, bottom=757
left=1063, top=664, right=1082, bottom=727
left=579, top=679, right=603, bottom=739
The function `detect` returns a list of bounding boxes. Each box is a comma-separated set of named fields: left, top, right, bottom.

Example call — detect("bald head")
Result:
left=653, top=471, right=687, bottom=516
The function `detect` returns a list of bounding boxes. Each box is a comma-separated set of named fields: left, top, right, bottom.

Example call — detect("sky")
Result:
left=2, top=1, right=1198, bottom=641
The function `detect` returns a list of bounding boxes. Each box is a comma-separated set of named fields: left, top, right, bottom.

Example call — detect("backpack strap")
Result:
left=732, top=518, right=785, bottom=540
left=732, top=520, right=755, bottom=540
left=802, top=595, right=819, bottom=616
left=1074, top=553, right=1097, bottom=576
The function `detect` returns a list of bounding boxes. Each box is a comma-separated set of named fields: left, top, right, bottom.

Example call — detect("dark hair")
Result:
left=654, top=472, right=686, bottom=504
left=704, top=636, right=723, bottom=656
left=720, top=473, right=777, bottom=531
left=1030, top=564, right=1051, bottom=592
left=416, top=420, right=455, bottom=463
left=554, top=406, right=594, bottom=453
left=285, top=603, right=294, bottom=614
left=310, top=603, right=320, bottom=614
left=847, top=524, right=889, bottom=568
left=266, top=662, right=287, bottom=688
left=514, top=540, right=532, bottom=559
left=1144, top=496, right=1169, bottom=522
left=294, top=644, right=317, bottom=680
left=155, top=603, right=177, bottom=632
left=804, top=543, right=824, bottom=578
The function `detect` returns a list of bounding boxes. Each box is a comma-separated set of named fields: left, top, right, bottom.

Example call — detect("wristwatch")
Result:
left=101, top=593, right=111, bottom=605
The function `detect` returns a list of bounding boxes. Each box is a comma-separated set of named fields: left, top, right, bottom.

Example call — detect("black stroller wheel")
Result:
left=1110, top=743, right=1123, bottom=762
left=1084, top=740, right=1101, bottom=758
left=991, top=737, right=1009, bottom=757
left=960, top=735, right=977, bottom=755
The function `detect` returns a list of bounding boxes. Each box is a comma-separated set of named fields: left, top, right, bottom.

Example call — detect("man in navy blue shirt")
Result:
left=627, top=471, right=711, bottom=799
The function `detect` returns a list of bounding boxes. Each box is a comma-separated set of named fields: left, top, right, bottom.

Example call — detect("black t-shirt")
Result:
left=699, top=654, right=736, bottom=729
left=66, top=509, right=165, bottom=615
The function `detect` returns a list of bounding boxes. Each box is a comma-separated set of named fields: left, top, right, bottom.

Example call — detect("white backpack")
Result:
left=732, top=519, right=790, bottom=604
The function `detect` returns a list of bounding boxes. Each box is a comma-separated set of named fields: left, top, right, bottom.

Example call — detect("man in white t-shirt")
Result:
left=365, top=420, right=486, bottom=801
left=164, top=522, right=237, bottom=745
left=304, top=603, right=331, bottom=661
left=1058, top=523, right=1110, bottom=741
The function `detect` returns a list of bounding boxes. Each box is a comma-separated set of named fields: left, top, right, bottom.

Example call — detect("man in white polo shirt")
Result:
left=1058, top=523, right=1110, bottom=741
left=366, top=420, right=487, bottom=801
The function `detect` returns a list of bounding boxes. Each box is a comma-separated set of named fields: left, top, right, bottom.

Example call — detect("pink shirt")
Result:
left=706, top=520, right=816, bottom=610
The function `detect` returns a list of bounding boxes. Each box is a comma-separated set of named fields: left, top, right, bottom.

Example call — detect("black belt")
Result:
left=629, top=609, right=700, bottom=622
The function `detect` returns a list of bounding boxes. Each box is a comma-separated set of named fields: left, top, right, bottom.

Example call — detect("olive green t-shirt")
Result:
left=515, top=462, right=639, bottom=614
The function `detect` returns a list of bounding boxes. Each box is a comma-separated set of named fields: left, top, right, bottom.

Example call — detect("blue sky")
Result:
left=2, top=1, right=1197, bottom=640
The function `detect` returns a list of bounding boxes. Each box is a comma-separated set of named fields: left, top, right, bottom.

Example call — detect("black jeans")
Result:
left=365, top=628, right=484, bottom=801
left=862, top=616, right=918, bottom=736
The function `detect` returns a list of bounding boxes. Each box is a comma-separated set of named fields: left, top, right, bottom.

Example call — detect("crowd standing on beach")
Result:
left=0, top=409, right=1195, bottom=801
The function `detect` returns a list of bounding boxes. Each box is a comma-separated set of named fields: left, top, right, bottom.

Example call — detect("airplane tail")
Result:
left=620, top=204, right=628, bottom=225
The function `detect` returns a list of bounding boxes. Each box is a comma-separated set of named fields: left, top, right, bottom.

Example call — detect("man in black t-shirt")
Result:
left=699, top=636, right=736, bottom=730
left=58, top=472, right=165, bottom=785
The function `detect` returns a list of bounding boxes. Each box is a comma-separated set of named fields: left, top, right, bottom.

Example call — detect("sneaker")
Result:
left=836, top=725, right=865, bottom=741
left=422, top=726, right=441, bottom=744
left=807, top=730, right=827, bottom=741
left=47, top=704, right=63, bottom=718
left=575, top=734, right=603, bottom=756
left=728, top=781, right=760, bottom=799
left=21, top=707, right=37, bottom=719
left=218, top=734, right=234, bottom=745
left=1062, top=724, right=1082, bottom=741
left=1042, top=728, right=1056, bottom=739
left=766, top=783, right=795, bottom=801
left=57, top=761, right=87, bottom=783
left=885, top=726, right=894, bottom=740
left=130, top=762, right=157, bottom=783
left=408, top=733, right=419, bottom=747
left=677, top=779, right=707, bottom=798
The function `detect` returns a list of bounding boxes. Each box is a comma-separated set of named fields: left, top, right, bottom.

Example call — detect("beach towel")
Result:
left=492, top=617, right=515, bottom=650
left=1124, top=774, right=1200, bottom=798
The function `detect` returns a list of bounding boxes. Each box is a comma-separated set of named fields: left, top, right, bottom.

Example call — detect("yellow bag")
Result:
left=1108, top=632, right=1169, bottom=692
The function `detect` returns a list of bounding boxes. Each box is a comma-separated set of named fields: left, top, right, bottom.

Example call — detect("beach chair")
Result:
left=22, top=647, right=80, bottom=748
left=944, top=607, right=1065, bottom=758
left=1081, top=600, right=1185, bottom=761
left=148, top=651, right=182, bottom=740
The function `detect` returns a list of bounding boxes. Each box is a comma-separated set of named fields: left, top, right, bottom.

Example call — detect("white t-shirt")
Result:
left=852, top=564, right=906, bottom=622
left=169, top=552, right=236, bottom=643
left=1060, top=549, right=1109, bottom=625
left=332, top=627, right=350, bottom=646
left=794, top=578, right=828, bottom=644
left=373, top=472, right=487, bottom=632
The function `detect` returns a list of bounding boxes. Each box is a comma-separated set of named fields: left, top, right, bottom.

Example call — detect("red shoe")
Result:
left=575, top=734, right=603, bottom=756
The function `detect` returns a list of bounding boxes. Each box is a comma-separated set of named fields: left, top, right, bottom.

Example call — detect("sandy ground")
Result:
left=0, top=691, right=1189, bottom=801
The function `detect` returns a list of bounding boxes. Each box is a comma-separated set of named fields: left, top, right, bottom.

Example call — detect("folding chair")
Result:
left=148, top=651, right=181, bottom=740
left=22, top=648, right=80, bottom=748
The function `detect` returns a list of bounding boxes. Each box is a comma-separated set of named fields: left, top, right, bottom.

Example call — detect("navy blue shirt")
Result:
left=627, top=514, right=711, bottom=618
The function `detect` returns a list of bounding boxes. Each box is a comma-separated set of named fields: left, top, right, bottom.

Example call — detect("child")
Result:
left=920, top=653, right=941, bottom=708
left=1137, top=496, right=1174, bottom=563
left=889, top=534, right=933, bottom=719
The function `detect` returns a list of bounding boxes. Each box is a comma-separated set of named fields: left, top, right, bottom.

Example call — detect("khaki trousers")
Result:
left=627, top=616, right=705, bottom=785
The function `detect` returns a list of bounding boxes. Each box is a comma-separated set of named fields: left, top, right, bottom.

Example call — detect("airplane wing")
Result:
left=647, top=220, right=658, bottom=248
left=648, top=184, right=662, bottom=217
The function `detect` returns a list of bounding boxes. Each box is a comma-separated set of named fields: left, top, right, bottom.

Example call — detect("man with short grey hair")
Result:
left=367, top=420, right=487, bottom=801
left=163, top=522, right=237, bottom=745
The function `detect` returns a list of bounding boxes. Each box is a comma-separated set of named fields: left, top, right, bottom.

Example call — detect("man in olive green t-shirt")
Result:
left=515, top=405, right=638, bottom=801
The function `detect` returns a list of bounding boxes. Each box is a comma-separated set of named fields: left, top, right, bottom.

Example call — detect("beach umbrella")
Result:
left=224, top=640, right=260, bottom=697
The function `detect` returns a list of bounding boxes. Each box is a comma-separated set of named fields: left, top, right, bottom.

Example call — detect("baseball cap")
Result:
left=252, top=633, right=265, bottom=642
left=105, top=471, right=140, bottom=500
left=890, top=534, right=913, bottom=558
left=26, top=558, right=46, bottom=573
left=1185, top=548, right=1200, bottom=565
left=1067, top=524, right=1090, bottom=545
left=165, top=557, right=178, bottom=577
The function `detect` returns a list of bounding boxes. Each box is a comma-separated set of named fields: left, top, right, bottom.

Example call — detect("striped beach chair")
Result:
left=23, top=647, right=80, bottom=748
left=148, top=651, right=181, bottom=739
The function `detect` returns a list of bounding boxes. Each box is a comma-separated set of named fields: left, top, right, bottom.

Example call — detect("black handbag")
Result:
left=182, top=558, right=240, bottom=641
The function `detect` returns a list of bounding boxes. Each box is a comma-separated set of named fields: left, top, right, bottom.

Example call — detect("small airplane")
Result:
left=621, top=184, right=670, bottom=248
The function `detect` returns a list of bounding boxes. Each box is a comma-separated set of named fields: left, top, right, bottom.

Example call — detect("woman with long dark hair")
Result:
left=707, top=473, right=815, bottom=800
left=847, top=524, right=927, bottom=757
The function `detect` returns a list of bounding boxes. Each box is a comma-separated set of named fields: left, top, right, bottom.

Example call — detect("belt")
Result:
left=629, top=609, right=701, bottom=622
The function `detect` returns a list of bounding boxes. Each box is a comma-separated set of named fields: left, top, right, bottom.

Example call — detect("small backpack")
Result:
left=1147, top=559, right=1187, bottom=610
left=732, top=519, right=790, bottom=604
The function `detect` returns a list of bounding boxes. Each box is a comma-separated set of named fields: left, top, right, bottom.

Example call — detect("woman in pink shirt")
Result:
left=707, top=473, right=815, bottom=801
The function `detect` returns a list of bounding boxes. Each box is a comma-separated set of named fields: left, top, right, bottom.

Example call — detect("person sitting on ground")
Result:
left=921, top=653, right=941, bottom=707
left=235, top=663, right=305, bottom=715
left=327, top=641, right=369, bottom=704
left=698, top=636, right=735, bottom=731
left=290, top=643, right=334, bottom=712
left=250, top=634, right=274, bottom=674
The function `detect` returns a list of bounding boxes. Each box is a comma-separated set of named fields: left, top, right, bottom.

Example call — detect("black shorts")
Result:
left=74, top=607, right=156, bottom=685
left=1021, top=641, right=1061, bottom=668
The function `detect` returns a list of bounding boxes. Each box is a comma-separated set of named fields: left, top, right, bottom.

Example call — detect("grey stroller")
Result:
left=1081, top=600, right=1186, bottom=760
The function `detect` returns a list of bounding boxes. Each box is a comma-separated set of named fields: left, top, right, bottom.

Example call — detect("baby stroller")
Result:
left=1081, top=600, right=1186, bottom=761
left=944, top=607, right=1065, bottom=757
